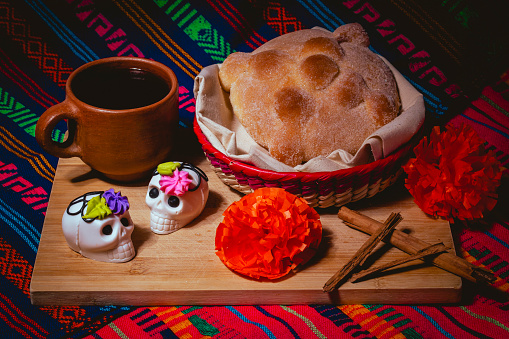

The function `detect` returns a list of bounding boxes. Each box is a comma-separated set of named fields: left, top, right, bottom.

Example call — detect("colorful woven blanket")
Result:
left=1, top=1, right=508, bottom=338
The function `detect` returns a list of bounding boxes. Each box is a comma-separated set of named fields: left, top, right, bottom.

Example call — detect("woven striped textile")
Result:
left=1, top=0, right=508, bottom=337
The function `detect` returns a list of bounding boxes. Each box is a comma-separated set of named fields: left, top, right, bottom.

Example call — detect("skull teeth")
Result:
left=107, top=241, right=135, bottom=262
left=150, top=213, right=180, bottom=234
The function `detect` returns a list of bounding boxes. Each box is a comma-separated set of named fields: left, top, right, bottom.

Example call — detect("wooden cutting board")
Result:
left=30, top=131, right=461, bottom=305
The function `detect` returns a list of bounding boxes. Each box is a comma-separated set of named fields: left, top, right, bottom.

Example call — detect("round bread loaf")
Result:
left=219, top=23, right=401, bottom=167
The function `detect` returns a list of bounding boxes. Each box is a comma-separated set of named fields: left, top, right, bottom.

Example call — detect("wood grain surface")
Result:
left=30, top=130, right=461, bottom=305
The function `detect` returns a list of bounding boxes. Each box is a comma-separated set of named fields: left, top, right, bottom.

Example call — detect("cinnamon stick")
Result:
left=337, top=207, right=496, bottom=285
left=323, top=212, right=403, bottom=292
left=350, top=242, right=449, bottom=282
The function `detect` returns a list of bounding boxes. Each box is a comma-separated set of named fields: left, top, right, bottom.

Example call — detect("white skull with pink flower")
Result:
left=145, top=162, right=209, bottom=234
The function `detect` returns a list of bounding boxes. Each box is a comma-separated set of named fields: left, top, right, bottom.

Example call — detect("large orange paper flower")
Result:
left=404, top=124, right=503, bottom=222
left=215, top=187, right=322, bottom=279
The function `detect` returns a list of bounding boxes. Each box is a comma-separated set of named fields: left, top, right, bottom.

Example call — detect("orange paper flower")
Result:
left=215, top=187, right=322, bottom=279
left=404, top=124, right=503, bottom=222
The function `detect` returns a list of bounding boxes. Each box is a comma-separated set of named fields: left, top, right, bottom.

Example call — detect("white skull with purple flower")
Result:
left=62, top=189, right=135, bottom=263
left=145, top=162, right=209, bottom=234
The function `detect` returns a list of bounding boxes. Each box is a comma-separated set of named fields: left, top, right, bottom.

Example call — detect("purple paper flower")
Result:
left=103, top=188, right=129, bottom=215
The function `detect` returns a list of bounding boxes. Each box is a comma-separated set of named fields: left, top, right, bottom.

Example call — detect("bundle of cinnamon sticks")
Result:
left=323, top=207, right=496, bottom=292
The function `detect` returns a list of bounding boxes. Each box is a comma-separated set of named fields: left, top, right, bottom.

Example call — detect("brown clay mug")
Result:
left=35, top=57, right=179, bottom=182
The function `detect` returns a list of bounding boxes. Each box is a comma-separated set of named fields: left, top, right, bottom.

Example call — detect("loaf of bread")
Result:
left=218, top=23, right=401, bottom=167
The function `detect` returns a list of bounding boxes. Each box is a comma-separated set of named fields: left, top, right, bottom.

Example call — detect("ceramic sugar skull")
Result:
left=146, top=162, right=209, bottom=234
left=62, top=189, right=135, bottom=263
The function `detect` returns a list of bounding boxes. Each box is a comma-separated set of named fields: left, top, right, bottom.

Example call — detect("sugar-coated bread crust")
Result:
left=219, top=23, right=401, bottom=166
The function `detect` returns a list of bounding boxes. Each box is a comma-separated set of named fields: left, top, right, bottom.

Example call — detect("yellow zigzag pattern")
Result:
left=0, top=126, right=55, bottom=182
left=112, top=0, right=202, bottom=78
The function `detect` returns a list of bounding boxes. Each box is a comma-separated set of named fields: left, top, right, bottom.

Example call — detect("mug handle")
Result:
left=35, top=100, right=81, bottom=158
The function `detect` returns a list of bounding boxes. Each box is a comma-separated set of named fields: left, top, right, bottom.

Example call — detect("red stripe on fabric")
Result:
left=0, top=309, right=32, bottom=339
left=471, top=99, right=509, bottom=134
left=0, top=293, right=48, bottom=336
left=206, top=0, right=257, bottom=50
left=0, top=59, right=54, bottom=110
left=0, top=48, right=59, bottom=108
left=214, top=0, right=267, bottom=44
left=0, top=294, right=46, bottom=338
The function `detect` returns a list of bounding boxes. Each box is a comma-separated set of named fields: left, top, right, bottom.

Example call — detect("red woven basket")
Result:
left=193, top=117, right=417, bottom=208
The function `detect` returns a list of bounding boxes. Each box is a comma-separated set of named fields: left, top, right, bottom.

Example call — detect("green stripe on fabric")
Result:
left=7, top=109, right=30, bottom=118
left=15, top=115, right=37, bottom=124
left=469, top=248, right=490, bottom=260
left=181, top=306, right=201, bottom=314
left=393, top=318, right=412, bottom=328
left=402, top=327, right=424, bottom=339
left=460, top=306, right=509, bottom=332
left=483, top=255, right=499, bottom=266
left=178, top=9, right=196, bottom=28
left=280, top=305, right=327, bottom=339
left=492, top=261, right=507, bottom=272
left=375, top=307, right=395, bottom=317
left=172, top=3, right=190, bottom=21
left=499, top=269, right=509, bottom=279
left=384, top=314, right=403, bottom=322
left=0, top=87, right=65, bottom=142
left=482, top=94, right=509, bottom=118
left=189, top=315, right=219, bottom=336
left=109, top=323, right=129, bottom=339
left=156, top=0, right=234, bottom=62
left=165, top=0, right=182, bottom=15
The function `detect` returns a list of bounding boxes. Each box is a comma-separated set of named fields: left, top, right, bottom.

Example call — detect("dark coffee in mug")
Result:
left=71, top=66, right=170, bottom=110
left=35, top=57, right=179, bottom=182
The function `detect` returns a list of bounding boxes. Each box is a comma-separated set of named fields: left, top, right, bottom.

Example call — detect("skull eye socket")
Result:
left=149, top=187, right=159, bottom=199
left=168, top=196, right=180, bottom=208
left=102, top=224, right=113, bottom=235
left=121, top=217, right=129, bottom=226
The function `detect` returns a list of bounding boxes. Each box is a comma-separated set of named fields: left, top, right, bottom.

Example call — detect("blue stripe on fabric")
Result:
left=410, top=307, right=455, bottom=339
left=484, top=231, right=509, bottom=250
left=297, top=0, right=343, bottom=31
left=406, top=77, right=442, bottom=103
left=0, top=197, right=41, bottom=239
left=0, top=197, right=41, bottom=246
left=296, top=0, right=331, bottom=30
left=460, top=114, right=509, bottom=139
left=0, top=199, right=39, bottom=252
left=24, top=0, right=99, bottom=63
left=226, top=306, right=277, bottom=339
left=311, top=0, right=346, bottom=27
left=34, top=0, right=99, bottom=61
left=255, top=306, right=301, bottom=339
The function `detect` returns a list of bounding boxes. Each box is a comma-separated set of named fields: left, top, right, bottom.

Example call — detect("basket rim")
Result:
left=193, top=116, right=416, bottom=182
